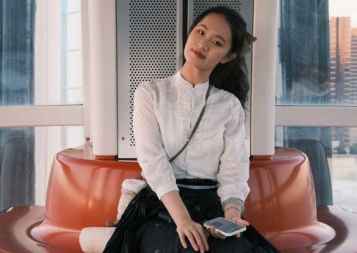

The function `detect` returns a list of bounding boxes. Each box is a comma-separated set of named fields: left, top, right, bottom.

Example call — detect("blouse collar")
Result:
left=175, top=71, right=209, bottom=93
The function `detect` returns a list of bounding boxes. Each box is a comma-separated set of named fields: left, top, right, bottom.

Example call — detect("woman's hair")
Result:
left=188, top=6, right=250, bottom=108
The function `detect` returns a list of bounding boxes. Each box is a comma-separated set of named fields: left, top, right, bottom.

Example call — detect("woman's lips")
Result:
left=192, top=49, right=205, bottom=59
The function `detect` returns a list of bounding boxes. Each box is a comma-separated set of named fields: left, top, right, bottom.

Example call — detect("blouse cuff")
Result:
left=222, top=198, right=245, bottom=213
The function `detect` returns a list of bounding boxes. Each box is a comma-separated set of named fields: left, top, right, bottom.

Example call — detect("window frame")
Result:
left=276, top=106, right=357, bottom=127
left=0, top=106, right=83, bottom=127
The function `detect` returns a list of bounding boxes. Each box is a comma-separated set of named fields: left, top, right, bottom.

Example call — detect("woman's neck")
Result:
left=180, top=63, right=211, bottom=87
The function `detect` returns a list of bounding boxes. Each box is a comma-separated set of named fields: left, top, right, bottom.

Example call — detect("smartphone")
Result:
left=203, top=217, right=246, bottom=237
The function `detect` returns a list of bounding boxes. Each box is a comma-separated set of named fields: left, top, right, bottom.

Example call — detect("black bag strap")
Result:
left=135, top=85, right=211, bottom=179
left=169, top=85, right=211, bottom=163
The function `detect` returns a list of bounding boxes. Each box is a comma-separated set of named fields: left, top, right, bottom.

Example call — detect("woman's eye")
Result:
left=198, top=30, right=204, bottom=35
left=213, top=41, right=222, bottom=46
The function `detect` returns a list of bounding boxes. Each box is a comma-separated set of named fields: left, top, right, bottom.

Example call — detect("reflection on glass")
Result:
left=0, top=126, right=84, bottom=211
left=0, top=128, right=34, bottom=212
left=0, top=1, right=36, bottom=106
left=276, top=126, right=357, bottom=213
left=276, top=0, right=357, bottom=106
left=0, top=0, right=82, bottom=106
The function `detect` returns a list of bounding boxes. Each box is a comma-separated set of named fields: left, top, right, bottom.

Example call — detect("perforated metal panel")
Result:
left=128, top=0, right=177, bottom=146
left=192, top=0, right=242, bottom=17
left=117, top=0, right=179, bottom=158
left=118, top=0, right=254, bottom=158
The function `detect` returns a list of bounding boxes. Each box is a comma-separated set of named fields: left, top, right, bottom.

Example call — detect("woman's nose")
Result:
left=197, top=40, right=209, bottom=52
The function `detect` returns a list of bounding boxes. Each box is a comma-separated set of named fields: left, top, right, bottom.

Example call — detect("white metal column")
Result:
left=88, top=0, right=118, bottom=156
left=251, top=0, right=279, bottom=156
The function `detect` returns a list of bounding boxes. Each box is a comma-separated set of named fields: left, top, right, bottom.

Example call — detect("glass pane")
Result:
left=0, top=0, right=83, bottom=106
left=66, top=51, right=83, bottom=88
left=66, top=0, right=81, bottom=13
left=276, top=0, right=357, bottom=106
left=66, top=13, right=82, bottom=50
left=276, top=126, right=357, bottom=213
left=65, top=51, right=83, bottom=104
left=0, top=126, right=85, bottom=211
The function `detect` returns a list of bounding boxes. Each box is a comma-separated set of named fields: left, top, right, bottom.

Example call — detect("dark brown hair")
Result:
left=188, top=6, right=250, bottom=108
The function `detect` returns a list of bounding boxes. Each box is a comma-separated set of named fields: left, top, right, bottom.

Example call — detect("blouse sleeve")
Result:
left=216, top=96, right=250, bottom=206
left=133, top=83, right=178, bottom=199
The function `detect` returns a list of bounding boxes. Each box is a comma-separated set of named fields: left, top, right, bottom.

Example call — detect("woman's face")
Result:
left=184, top=13, right=236, bottom=72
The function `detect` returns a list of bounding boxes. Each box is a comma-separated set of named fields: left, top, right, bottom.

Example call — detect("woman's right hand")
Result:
left=160, top=191, right=209, bottom=252
left=176, top=218, right=209, bottom=253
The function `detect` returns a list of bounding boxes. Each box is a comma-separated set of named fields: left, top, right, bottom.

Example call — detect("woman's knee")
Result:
left=137, top=221, right=179, bottom=253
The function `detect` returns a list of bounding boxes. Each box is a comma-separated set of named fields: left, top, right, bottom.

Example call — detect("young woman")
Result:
left=104, top=6, right=277, bottom=253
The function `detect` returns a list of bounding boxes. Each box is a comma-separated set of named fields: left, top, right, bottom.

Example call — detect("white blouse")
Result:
left=133, top=71, right=250, bottom=207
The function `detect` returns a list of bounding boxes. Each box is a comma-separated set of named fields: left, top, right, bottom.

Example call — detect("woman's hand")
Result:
left=205, top=207, right=250, bottom=240
left=176, top=218, right=209, bottom=253
left=161, top=191, right=209, bottom=252
left=206, top=226, right=227, bottom=240
left=224, top=206, right=250, bottom=238
left=205, top=215, right=249, bottom=240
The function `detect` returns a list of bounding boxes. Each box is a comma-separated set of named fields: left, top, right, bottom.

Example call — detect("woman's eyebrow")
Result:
left=198, top=24, right=226, bottom=44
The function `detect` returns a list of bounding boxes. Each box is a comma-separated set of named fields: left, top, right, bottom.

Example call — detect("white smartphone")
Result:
left=203, top=217, right=246, bottom=237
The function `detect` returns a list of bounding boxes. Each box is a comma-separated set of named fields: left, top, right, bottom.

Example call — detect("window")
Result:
left=276, top=126, right=357, bottom=212
left=61, top=0, right=83, bottom=105
left=0, top=0, right=84, bottom=211
left=276, top=0, right=357, bottom=212
left=0, top=126, right=84, bottom=210
left=34, top=0, right=83, bottom=105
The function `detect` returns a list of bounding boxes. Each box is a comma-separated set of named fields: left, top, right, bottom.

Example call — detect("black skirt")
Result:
left=103, top=179, right=279, bottom=253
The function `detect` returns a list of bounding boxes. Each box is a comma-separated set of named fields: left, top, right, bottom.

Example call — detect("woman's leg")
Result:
left=137, top=222, right=255, bottom=253
left=208, top=235, right=255, bottom=253
left=136, top=220, right=206, bottom=253
left=136, top=221, right=180, bottom=253
left=208, top=234, right=279, bottom=253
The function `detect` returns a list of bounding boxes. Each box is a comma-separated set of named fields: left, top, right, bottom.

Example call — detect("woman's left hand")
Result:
left=224, top=207, right=250, bottom=238
left=206, top=226, right=226, bottom=240
left=206, top=207, right=250, bottom=240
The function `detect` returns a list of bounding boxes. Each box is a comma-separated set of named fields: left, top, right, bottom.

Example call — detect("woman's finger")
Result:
left=209, top=227, right=217, bottom=238
left=189, top=227, right=207, bottom=252
left=177, top=231, right=188, bottom=249
left=208, top=227, right=225, bottom=240
left=231, top=217, right=250, bottom=226
left=213, top=229, right=226, bottom=240
left=185, top=230, right=200, bottom=252
left=196, top=226, right=209, bottom=251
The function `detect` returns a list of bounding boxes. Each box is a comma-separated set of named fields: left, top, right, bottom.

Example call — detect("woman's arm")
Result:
left=133, top=84, right=208, bottom=252
left=216, top=96, right=250, bottom=205
left=215, top=96, right=250, bottom=238
left=133, top=84, right=178, bottom=197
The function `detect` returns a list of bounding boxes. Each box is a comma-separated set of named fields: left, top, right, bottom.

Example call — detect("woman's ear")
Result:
left=220, top=53, right=237, bottom=64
